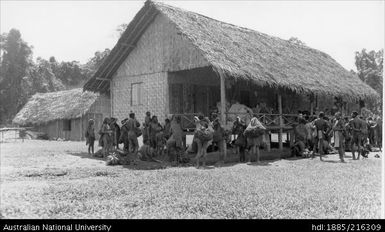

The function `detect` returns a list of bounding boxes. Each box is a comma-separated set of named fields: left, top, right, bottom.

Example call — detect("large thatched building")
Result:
left=13, top=88, right=110, bottom=141
left=83, top=1, right=378, bottom=151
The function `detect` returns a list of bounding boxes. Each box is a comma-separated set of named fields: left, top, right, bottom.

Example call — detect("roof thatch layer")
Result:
left=84, top=0, right=378, bottom=101
left=13, top=88, right=99, bottom=126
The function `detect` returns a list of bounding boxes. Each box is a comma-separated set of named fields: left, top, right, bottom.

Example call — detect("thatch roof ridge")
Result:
left=153, top=1, right=342, bottom=61
left=13, top=88, right=99, bottom=126
left=150, top=0, right=378, bottom=100
left=152, top=1, right=331, bottom=58
left=84, top=0, right=378, bottom=101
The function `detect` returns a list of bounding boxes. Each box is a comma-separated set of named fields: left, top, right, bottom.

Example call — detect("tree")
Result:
left=116, top=23, right=128, bottom=36
left=0, top=28, right=112, bottom=124
left=0, top=29, right=33, bottom=124
left=288, top=37, right=306, bottom=46
left=354, top=49, right=383, bottom=114
left=84, top=48, right=111, bottom=75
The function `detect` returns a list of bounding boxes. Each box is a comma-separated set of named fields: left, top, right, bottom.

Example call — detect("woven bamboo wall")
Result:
left=115, top=14, right=209, bottom=78
left=112, top=13, right=210, bottom=123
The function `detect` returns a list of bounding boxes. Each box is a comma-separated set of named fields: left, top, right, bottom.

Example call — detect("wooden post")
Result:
left=278, top=93, right=283, bottom=151
left=206, top=86, right=210, bottom=115
left=80, top=116, right=83, bottom=141
left=219, top=69, right=227, bottom=162
left=310, top=102, right=314, bottom=116
left=289, top=131, right=294, bottom=147
left=56, top=120, right=59, bottom=140
left=310, top=93, right=314, bottom=116
left=264, top=133, right=271, bottom=152
left=110, top=80, right=113, bottom=117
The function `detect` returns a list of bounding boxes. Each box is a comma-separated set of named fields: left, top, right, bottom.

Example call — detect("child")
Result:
left=85, top=119, right=96, bottom=155
left=232, top=117, right=247, bottom=162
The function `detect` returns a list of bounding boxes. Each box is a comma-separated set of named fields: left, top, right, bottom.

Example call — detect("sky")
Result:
left=1, top=0, right=384, bottom=71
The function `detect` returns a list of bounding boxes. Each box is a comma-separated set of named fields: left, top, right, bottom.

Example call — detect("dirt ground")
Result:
left=0, top=140, right=382, bottom=219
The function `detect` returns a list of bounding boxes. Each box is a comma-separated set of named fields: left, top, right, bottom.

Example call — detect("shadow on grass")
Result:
left=67, top=151, right=170, bottom=170
left=67, top=151, right=105, bottom=161
left=66, top=148, right=302, bottom=170
left=321, top=160, right=342, bottom=164
left=246, top=161, right=274, bottom=167
left=285, top=156, right=307, bottom=161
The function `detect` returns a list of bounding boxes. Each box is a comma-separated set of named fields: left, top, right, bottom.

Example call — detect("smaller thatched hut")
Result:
left=12, top=88, right=110, bottom=141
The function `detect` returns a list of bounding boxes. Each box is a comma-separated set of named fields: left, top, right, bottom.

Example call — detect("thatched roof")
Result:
left=13, top=88, right=99, bottom=126
left=84, top=0, right=378, bottom=100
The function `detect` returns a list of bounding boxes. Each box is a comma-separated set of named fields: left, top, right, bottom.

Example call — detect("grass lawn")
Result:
left=0, top=140, right=382, bottom=219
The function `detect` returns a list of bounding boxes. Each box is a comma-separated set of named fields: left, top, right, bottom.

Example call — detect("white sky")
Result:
left=1, top=0, right=384, bottom=71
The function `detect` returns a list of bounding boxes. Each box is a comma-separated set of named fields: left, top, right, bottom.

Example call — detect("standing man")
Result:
left=344, top=116, right=352, bottom=151
left=244, top=114, right=265, bottom=164
left=143, top=111, right=151, bottom=145
left=212, top=118, right=226, bottom=161
left=119, top=118, right=129, bottom=152
left=313, top=112, right=328, bottom=161
left=349, top=111, right=363, bottom=160
left=167, top=115, right=184, bottom=162
left=99, top=118, right=112, bottom=157
left=85, top=119, right=96, bottom=156
left=367, top=117, right=377, bottom=147
left=375, top=116, right=382, bottom=151
left=127, top=112, right=141, bottom=154
left=194, top=117, right=214, bottom=168
left=149, top=115, right=163, bottom=151
left=360, top=116, right=369, bottom=149
left=332, top=112, right=346, bottom=162
left=232, top=116, right=247, bottom=162
left=305, top=116, right=316, bottom=153
left=109, top=117, right=121, bottom=150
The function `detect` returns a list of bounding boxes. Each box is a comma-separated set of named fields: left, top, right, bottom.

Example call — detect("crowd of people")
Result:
left=83, top=108, right=382, bottom=168
left=84, top=111, right=185, bottom=162
left=292, top=111, right=382, bottom=162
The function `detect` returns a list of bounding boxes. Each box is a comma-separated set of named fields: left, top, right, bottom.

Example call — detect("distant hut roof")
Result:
left=84, top=0, right=378, bottom=101
left=13, top=88, right=99, bottom=126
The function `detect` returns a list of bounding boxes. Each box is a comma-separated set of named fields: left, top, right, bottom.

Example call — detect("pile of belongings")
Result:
left=244, top=117, right=266, bottom=137
left=106, top=153, right=120, bottom=165
left=105, top=150, right=136, bottom=166
left=302, top=148, right=311, bottom=158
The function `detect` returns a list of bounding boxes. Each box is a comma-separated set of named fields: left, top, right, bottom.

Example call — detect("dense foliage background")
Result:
left=0, top=29, right=110, bottom=125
